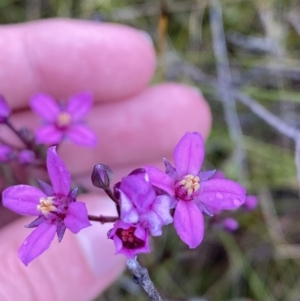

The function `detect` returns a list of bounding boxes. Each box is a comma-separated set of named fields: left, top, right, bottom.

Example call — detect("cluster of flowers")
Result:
left=0, top=93, right=255, bottom=266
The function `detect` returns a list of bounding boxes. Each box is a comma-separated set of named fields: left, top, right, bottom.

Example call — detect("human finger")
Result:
left=0, top=19, right=155, bottom=110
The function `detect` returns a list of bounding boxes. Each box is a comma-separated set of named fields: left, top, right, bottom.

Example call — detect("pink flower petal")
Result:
left=18, top=222, right=56, bottom=266
left=67, top=125, right=97, bottom=147
left=30, top=93, right=60, bottom=122
left=174, top=200, right=204, bottom=248
left=199, top=179, right=246, bottom=210
left=144, top=165, right=174, bottom=195
left=46, top=146, right=71, bottom=195
left=119, top=190, right=139, bottom=223
left=64, top=202, right=91, bottom=233
left=35, top=125, right=63, bottom=145
left=152, top=195, right=173, bottom=225
left=120, top=172, right=156, bottom=210
left=2, top=185, right=45, bottom=216
left=173, top=132, right=205, bottom=178
left=139, top=211, right=162, bottom=236
left=66, top=92, right=93, bottom=121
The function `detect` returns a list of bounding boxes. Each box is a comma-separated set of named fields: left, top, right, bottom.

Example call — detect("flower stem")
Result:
left=103, top=187, right=119, bottom=205
left=88, top=215, right=118, bottom=224
left=127, top=257, right=164, bottom=301
left=5, top=120, right=33, bottom=149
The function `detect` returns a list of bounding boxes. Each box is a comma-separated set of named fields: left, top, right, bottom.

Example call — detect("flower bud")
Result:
left=18, top=150, right=36, bottom=165
left=0, top=95, right=11, bottom=123
left=243, top=195, right=258, bottom=211
left=91, top=164, right=113, bottom=189
left=222, top=218, right=239, bottom=232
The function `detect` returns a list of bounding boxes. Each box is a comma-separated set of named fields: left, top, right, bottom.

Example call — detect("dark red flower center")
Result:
left=116, top=227, right=145, bottom=249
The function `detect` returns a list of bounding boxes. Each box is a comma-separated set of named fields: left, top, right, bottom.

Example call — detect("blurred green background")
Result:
left=2, top=0, right=300, bottom=300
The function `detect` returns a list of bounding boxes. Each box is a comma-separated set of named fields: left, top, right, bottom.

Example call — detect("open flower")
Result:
left=116, top=169, right=173, bottom=236
left=2, top=146, right=91, bottom=265
left=145, top=132, right=246, bottom=248
left=108, top=220, right=150, bottom=258
left=30, top=92, right=97, bottom=147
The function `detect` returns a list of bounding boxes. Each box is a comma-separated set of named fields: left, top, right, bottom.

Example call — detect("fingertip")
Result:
left=0, top=19, right=156, bottom=109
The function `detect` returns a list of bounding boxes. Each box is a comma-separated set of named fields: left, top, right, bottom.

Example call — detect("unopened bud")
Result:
left=222, top=218, right=239, bottom=232
left=243, top=195, right=258, bottom=211
left=91, top=164, right=113, bottom=189
left=0, top=95, right=11, bottom=123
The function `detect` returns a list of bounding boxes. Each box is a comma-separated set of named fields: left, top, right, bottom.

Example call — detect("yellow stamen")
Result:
left=180, top=174, right=201, bottom=195
left=56, top=112, right=71, bottom=127
left=37, top=196, right=56, bottom=215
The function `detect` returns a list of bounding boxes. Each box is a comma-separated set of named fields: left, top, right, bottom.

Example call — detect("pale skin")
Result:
left=0, top=19, right=212, bottom=301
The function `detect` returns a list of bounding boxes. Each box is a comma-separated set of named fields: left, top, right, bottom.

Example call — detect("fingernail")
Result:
left=75, top=196, right=124, bottom=277
left=140, top=30, right=153, bottom=45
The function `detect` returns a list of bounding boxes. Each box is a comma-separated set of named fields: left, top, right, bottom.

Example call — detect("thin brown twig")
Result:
left=88, top=215, right=118, bottom=224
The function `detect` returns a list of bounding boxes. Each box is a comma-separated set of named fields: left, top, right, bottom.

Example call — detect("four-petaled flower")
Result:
left=2, top=146, right=91, bottom=265
left=108, top=220, right=150, bottom=258
left=30, top=92, right=97, bottom=147
left=117, top=169, right=173, bottom=237
left=145, top=132, right=246, bottom=248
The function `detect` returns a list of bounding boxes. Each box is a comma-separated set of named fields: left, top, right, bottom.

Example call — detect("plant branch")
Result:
left=127, top=257, right=164, bottom=301
left=209, top=0, right=249, bottom=182
left=88, top=215, right=118, bottom=224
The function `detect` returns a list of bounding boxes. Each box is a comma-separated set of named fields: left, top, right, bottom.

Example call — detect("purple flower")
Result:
left=30, top=92, right=97, bottom=147
left=2, top=146, right=91, bottom=265
left=108, top=220, right=150, bottom=258
left=145, top=132, right=246, bottom=248
left=0, top=95, right=11, bottom=123
left=0, top=145, right=13, bottom=162
left=117, top=170, right=173, bottom=236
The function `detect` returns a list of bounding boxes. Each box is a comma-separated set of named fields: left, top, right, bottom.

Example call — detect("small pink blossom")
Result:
left=2, top=146, right=91, bottom=265
left=145, top=132, right=246, bottom=248
left=108, top=220, right=150, bottom=258
left=30, top=92, right=97, bottom=147
left=116, top=169, right=173, bottom=236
